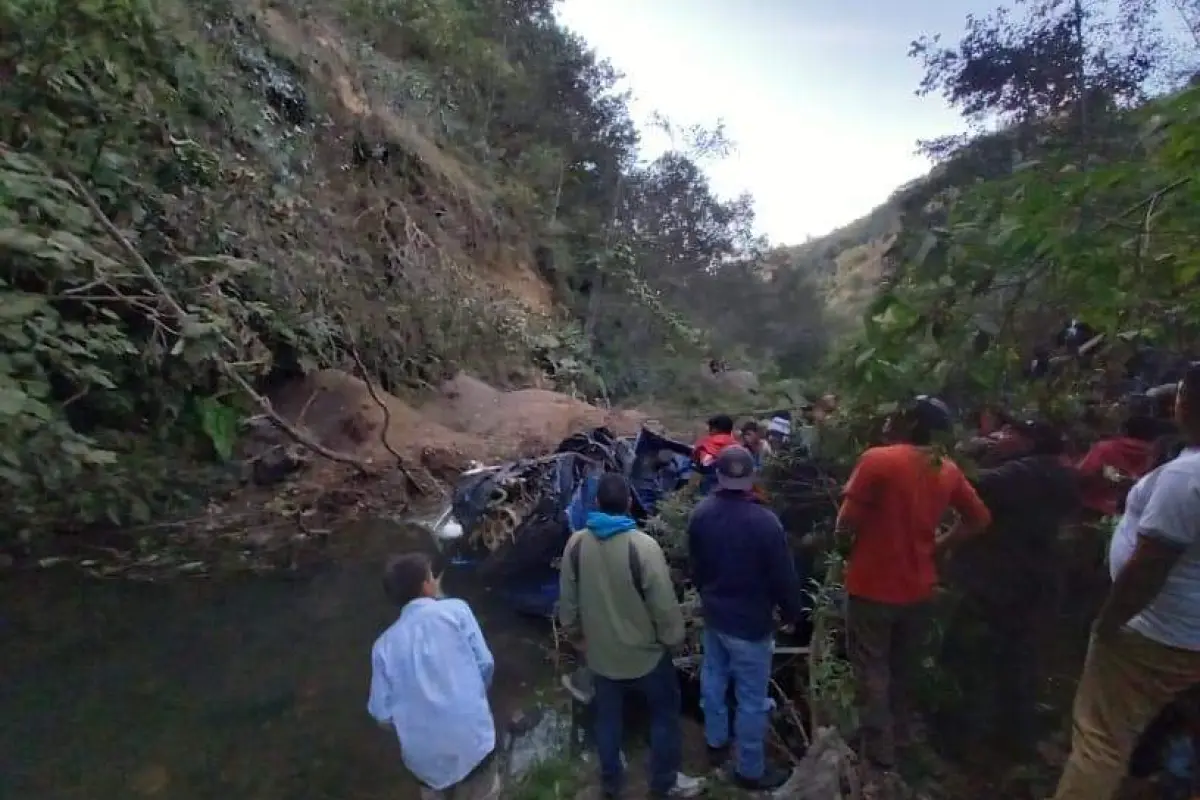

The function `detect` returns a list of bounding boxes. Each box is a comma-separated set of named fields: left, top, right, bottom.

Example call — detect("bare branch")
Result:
left=55, top=163, right=374, bottom=475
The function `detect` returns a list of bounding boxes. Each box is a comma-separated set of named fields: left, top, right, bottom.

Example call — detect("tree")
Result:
left=909, top=0, right=1170, bottom=160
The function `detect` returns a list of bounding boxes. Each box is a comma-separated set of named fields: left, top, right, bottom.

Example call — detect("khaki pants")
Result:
left=1054, top=628, right=1200, bottom=800
left=419, top=755, right=502, bottom=800
left=846, top=596, right=929, bottom=769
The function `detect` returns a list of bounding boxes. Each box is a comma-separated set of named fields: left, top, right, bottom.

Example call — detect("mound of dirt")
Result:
left=421, top=373, right=649, bottom=457
left=269, top=369, right=489, bottom=471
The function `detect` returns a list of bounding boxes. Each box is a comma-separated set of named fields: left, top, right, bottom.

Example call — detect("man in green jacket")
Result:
left=558, top=473, right=703, bottom=799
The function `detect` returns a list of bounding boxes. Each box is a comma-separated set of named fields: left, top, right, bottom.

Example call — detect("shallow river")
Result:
left=0, top=519, right=558, bottom=800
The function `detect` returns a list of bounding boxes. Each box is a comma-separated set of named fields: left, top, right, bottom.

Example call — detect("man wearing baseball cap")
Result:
left=687, top=446, right=803, bottom=791
left=838, top=395, right=991, bottom=775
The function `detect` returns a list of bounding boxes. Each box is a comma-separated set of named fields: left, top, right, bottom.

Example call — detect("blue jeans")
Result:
left=701, top=627, right=773, bottom=779
left=592, top=653, right=681, bottom=796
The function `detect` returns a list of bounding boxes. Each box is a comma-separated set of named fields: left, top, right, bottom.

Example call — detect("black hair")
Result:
left=1184, top=363, right=1200, bottom=399
left=741, top=420, right=761, bottom=434
left=707, top=414, right=734, bottom=434
left=905, top=397, right=951, bottom=446
left=1123, top=415, right=1162, bottom=442
left=1024, top=421, right=1066, bottom=456
left=1152, top=435, right=1187, bottom=471
left=383, top=551, right=434, bottom=607
left=595, top=472, right=631, bottom=514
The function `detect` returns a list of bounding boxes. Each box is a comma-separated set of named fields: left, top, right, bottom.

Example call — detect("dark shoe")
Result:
left=733, top=764, right=792, bottom=791
left=706, top=744, right=730, bottom=770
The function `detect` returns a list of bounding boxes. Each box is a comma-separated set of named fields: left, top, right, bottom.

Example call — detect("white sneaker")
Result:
left=560, top=668, right=595, bottom=704
left=666, top=772, right=704, bottom=798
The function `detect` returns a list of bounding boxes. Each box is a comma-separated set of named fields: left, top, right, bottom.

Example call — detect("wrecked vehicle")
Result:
left=428, top=425, right=694, bottom=616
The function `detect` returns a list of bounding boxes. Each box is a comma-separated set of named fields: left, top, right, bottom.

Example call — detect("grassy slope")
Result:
left=0, top=0, right=568, bottom=535
left=768, top=199, right=902, bottom=335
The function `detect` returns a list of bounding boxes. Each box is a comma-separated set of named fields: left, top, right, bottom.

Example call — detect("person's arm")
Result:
left=1075, top=442, right=1107, bottom=478
left=639, top=538, right=686, bottom=648
left=970, top=462, right=1015, bottom=515
left=836, top=450, right=880, bottom=548
left=455, top=602, right=495, bottom=687
left=936, top=468, right=993, bottom=551
left=366, top=646, right=393, bottom=728
left=1076, top=442, right=1119, bottom=494
left=558, top=533, right=582, bottom=640
left=762, top=511, right=805, bottom=626
left=1096, top=467, right=1199, bottom=636
left=687, top=504, right=710, bottom=588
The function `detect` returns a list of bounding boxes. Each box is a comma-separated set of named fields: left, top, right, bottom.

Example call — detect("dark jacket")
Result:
left=948, top=454, right=1080, bottom=611
left=687, top=490, right=804, bottom=641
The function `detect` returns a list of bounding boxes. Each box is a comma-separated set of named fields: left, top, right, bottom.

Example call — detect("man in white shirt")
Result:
left=1054, top=366, right=1200, bottom=800
left=368, top=552, right=500, bottom=800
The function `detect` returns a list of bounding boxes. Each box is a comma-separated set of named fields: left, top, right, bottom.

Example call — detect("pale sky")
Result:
left=555, top=0, right=998, bottom=245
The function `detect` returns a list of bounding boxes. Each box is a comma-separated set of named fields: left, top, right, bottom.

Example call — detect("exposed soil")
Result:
left=271, top=369, right=488, bottom=466
left=251, top=2, right=554, bottom=317
left=419, top=373, right=651, bottom=458
left=269, top=369, right=657, bottom=469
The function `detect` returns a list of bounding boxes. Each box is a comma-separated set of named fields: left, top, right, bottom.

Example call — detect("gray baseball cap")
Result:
left=715, top=445, right=756, bottom=491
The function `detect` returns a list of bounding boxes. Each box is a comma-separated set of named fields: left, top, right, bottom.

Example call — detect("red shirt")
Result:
left=692, top=433, right=739, bottom=468
left=838, top=444, right=992, bottom=604
left=1076, top=437, right=1156, bottom=516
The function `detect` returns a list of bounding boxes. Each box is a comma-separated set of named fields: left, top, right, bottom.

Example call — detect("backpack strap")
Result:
left=627, top=537, right=647, bottom=603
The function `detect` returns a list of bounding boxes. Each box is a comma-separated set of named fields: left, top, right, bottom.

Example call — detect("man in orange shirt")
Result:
left=692, top=415, right=739, bottom=496
left=836, top=395, right=992, bottom=773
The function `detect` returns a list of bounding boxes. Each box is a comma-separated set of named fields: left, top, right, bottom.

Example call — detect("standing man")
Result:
left=941, top=420, right=1080, bottom=758
left=692, top=414, right=739, bottom=495
left=837, top=395, right=991, bottom=775
left=688, top=446, right=804, bottom=791
left=766, top=412, right=792, bottom=451
left=367, top=552, right=500, bottom=800
left=1077, top=414, right=1161, bottom=518
left=558, top=473, right=703, bottom=799
left=1053, top=366, right=1200, bottom=800
left=740, top=420, right=772, bottom=468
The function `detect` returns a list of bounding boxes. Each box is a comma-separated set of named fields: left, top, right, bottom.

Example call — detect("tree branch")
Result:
left=57, top=165, right=374, bottom=475
left=347, top=345, right=433, bottom=494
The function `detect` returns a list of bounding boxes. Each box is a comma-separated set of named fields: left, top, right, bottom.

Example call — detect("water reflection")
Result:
left=0, top=519, right=556, bottom=799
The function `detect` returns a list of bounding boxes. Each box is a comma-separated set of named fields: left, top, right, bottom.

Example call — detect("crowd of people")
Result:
left=363, top=370, right=1200, bottom=799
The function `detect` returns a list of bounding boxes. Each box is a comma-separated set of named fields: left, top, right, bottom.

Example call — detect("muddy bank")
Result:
left=0, top=519, right=556, bottom=800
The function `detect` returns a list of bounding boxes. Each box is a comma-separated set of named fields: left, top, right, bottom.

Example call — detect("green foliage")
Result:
left=643, top=485, right=699, bottom=565
left=195, top=395, right=238, bottom=461
left=833, top=84, right=1200, bottom=418
left=0, top=0, right=247, bottom=537
left=0, top=0, right=545, bottom=541
left=332, top=0, right=829, bottom=398
left=0, top=0, right=830, bottom=544
left=806, top=553, right=857, bottom=733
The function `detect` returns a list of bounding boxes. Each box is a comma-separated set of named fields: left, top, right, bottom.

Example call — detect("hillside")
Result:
left=762, top=191, right=904, bottom=335
left=0, top=0, right=833, bottom=542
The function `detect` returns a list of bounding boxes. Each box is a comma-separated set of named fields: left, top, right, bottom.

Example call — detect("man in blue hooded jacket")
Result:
left=558, top=473, right=703, bottom=799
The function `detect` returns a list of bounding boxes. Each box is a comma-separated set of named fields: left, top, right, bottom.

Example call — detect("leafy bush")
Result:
left=0, top=0, right=541, bottom=541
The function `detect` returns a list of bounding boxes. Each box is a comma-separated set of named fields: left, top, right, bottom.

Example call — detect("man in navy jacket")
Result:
left=687, top=446, right=803, bottom=791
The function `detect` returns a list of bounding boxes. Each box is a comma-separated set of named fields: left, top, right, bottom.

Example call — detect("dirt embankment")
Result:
left=418, top=373, right=649, bottom=457
left=270, top=370, right=652, bottom=474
